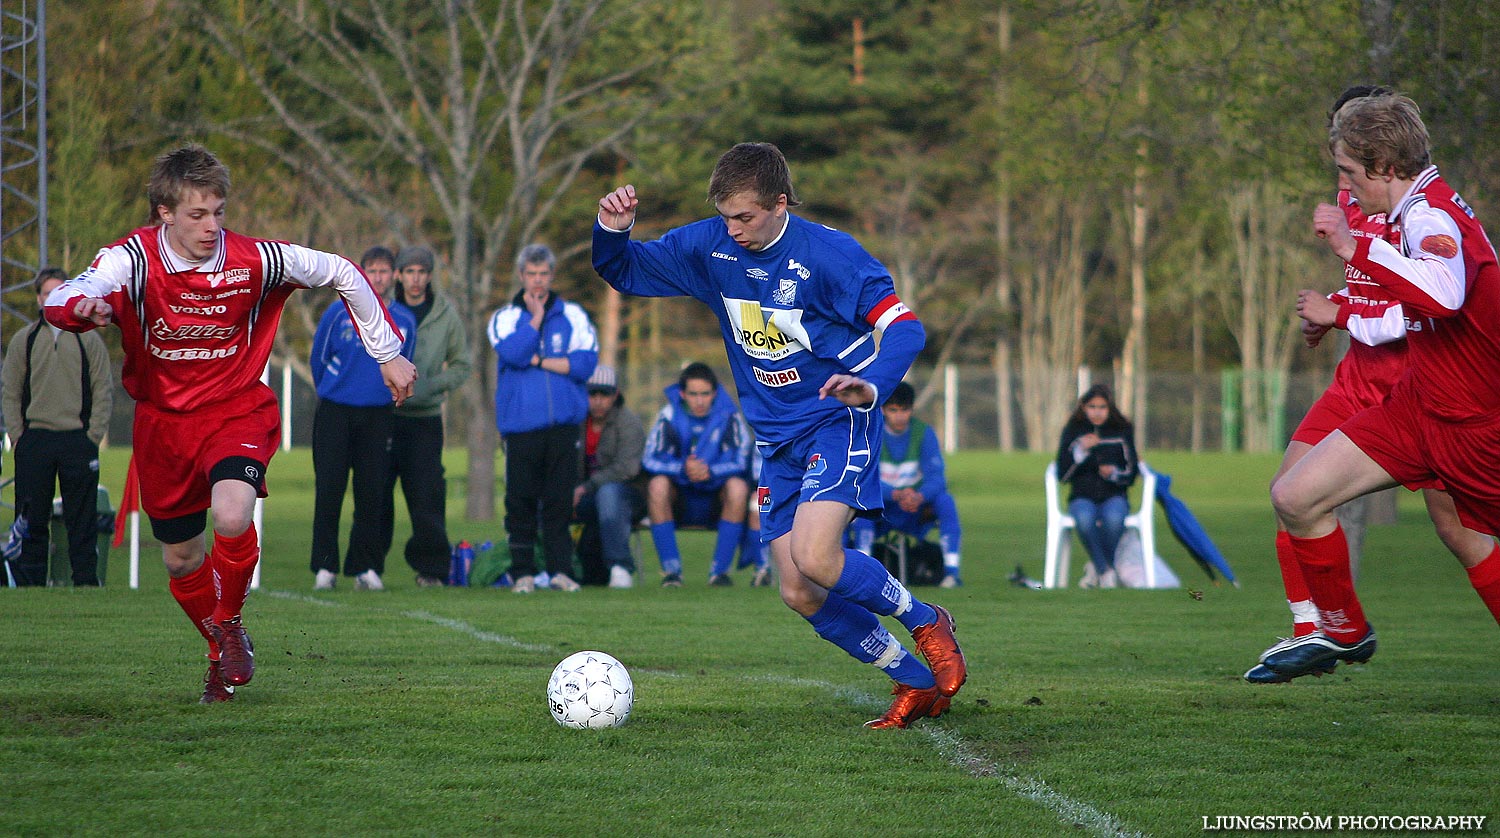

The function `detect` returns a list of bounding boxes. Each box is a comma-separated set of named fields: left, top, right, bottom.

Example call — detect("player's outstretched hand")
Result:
left=381, top=356, right=418, bottom=406
left=818, top=374, right=875, bottom=407
left=598, top=185, right=638, bottom=231
left=72, top=297, right=114, bottom=326
left=1313, top=203, right=1356, bottom=261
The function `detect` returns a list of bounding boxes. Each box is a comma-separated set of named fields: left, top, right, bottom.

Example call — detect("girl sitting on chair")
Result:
left=1055, top=384, right=1139, bottom=588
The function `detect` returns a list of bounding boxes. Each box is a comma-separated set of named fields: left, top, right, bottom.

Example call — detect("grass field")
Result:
left=3, top=448, right=1497, bottom=837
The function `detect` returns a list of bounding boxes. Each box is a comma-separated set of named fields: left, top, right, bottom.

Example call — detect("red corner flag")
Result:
left=112, top=455, right=140, bottom=548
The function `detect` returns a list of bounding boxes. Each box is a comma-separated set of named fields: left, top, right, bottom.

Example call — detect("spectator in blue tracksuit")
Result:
left=849, top=382, right=964, bottom=587
left=643, top=362, right=752, bottom=586
left=488, top=243, right=599, bottom=593
left=309, top=245, right=416, bottom=591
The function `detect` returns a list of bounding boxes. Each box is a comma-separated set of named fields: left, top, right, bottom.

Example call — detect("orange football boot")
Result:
left=911, top=604, right=966, bottom=697
left=864, top=682, right=950, bottom=729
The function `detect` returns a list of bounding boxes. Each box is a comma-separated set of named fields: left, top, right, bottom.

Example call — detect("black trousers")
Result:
left=503, top=423, right=580, bottom=578
left=385, top=414, right=451, bottom=579
left=310, top=400, right=395, bottom=576
left=10, top=429, right=100, bottom=586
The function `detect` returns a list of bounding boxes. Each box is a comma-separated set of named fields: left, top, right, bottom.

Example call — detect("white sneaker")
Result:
left=354, top=569, right=384, bottom=591
left=1099, top=568, right=1119, bottom=589
left=534, top=571, right=551, bottom=589
left=512, top=575, right=536, bottom=594
left=608, top=565, right=634, bottom=589
left=313, top=569, right=336, bottom=591
left=549, top=573, right=581, bottom=592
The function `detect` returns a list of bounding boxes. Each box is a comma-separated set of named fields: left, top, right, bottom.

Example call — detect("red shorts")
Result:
left=1292, top=386, right=1372, bottom=446
left=132, top=386, right=280, bottom=520
left=1342, top=395, right=1497, bottom=532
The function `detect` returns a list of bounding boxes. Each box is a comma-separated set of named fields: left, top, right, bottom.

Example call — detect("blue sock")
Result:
left=806, top=592, right=935, bottom=688
left=650, top=522, right=682, bottom=576
left=710, top=521, right=745, bottom=577
left=737, top=525, right=762, bottom=570
left=830, top=548, right=937, bottom=633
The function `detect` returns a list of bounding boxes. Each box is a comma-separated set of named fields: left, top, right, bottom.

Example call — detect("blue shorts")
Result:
left=756, top=406, right=883, bottom=542
left=673, top=484, right=722, bottom=528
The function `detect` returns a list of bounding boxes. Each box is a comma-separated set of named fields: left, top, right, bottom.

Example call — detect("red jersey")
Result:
left=1350, top=167, right=1500, bottom=422
left=45, top=225, right=405, bottom=413
left=1324, top=190, right=1409, bottom=409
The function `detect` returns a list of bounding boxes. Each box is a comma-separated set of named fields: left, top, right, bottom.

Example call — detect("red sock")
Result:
left=1275, top=530, right=1318, bottom=636
left=210, top=526, right=260, bottom=624
left=169, top=558, right=220, bottom=660
left=1289, top=524, right=1369, bottom=642
left=1466, top=545, right=1500, bottom=627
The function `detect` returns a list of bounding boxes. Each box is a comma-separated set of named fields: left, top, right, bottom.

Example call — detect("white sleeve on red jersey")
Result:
left=42, top=244, right=133, bottom=331
left=1359, top=202, right=1467, bottom=316
left=1331, top=290, right=1407, bottom=347
left=276, top=242, right=405, bottom=363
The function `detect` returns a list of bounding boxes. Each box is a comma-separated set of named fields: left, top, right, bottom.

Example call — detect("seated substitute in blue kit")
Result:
left=642, top=362, right=752, bottom=586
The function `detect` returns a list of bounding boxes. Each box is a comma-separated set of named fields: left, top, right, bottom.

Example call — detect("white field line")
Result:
left=393, top=608, right=1143, bottom=838
left=401, top=609, right=556, bottom=653
left=264, top=589, right=344, bottom=607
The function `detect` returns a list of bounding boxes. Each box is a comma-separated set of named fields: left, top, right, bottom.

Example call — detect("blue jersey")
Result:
left=593, top=214, right=923, bottom=447
left=310, top=300, right=416, bottom=407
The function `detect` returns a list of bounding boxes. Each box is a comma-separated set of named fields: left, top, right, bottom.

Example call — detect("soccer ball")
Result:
left=547, top=650, right=633, bottom=729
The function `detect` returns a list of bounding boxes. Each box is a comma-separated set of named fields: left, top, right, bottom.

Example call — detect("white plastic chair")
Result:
left=1044, top=460, right=1157, bottom=589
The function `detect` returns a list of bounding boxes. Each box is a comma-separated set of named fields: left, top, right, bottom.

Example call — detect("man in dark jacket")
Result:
left=573, top=365, right=647, bottom=588
left=487, top=243, right=599, bottom=593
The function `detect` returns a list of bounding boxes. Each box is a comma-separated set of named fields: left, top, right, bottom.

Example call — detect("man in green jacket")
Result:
left=385, top=246, right=474, bottom=587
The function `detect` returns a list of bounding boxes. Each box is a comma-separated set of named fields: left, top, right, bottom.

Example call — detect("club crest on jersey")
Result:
left=772, top=278, right=797, bottom=307
left=746, top=268, right=769, bottom=281
left=787, top=258, right=810, bottom=280
left=550, top=333, right=563, bottom=353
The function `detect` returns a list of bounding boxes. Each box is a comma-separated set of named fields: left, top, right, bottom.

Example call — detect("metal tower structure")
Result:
left=1, top=0, right=48, bottom=327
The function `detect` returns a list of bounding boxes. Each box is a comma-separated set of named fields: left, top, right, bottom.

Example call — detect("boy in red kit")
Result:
left=1266, top=95, right=1500, bottom=678
left=1245, top=88, right=1497, bottom=684
left=45, top=144, right=416, bottom=703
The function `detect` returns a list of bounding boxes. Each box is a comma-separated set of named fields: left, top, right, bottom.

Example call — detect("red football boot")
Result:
left=864, top=683, right=950, bottom=729
left=912, top=604, right=967, bottom=697
left=209, top=617, right=255, bottom=687
left=200, top=661, right=236, bottom=704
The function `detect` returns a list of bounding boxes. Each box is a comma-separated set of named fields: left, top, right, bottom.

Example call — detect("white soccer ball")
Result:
left=547, top=650, right=633, bottom=729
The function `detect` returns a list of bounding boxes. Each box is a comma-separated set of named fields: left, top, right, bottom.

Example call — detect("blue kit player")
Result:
left=594, top=142, right=966, bottom=728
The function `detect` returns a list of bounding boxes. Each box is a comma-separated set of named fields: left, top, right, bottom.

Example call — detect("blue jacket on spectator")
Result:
left=311, top=300, right=416, bottom=407
left=643, top=383, right=751, bottom=491
left=487, top=290, right=598, bottom=434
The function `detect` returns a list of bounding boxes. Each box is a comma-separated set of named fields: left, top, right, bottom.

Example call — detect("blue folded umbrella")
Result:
left=1153, top=471, right=1238, bottom=586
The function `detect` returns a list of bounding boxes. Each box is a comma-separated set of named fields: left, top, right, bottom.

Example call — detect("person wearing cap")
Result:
left=488, top=242, right=599, bottom=593
left=573, top=365, right=648, bottom=588
left=308, top=246, right=417, bottom=591
left=384, top=244, right=473, bottom=587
